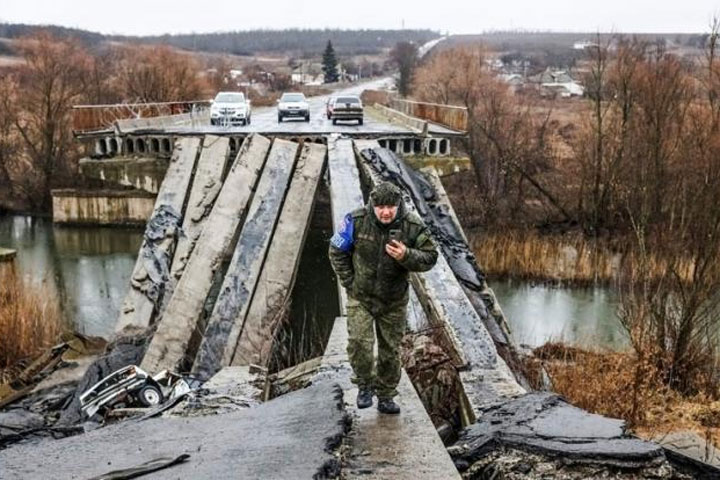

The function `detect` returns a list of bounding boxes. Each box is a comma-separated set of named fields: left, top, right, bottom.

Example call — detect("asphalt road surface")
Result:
left=118, top=77, right=458, bottom=136
left=204, top=77, right=410, bottom=135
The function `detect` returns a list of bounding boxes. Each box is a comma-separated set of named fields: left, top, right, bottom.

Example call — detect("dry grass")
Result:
left=0, top=268, right=63, bottom=379
left=474, top=232, right=622, bottom=284
left=473, top=231, right=694, bottom=285
left=536, top=342, right=720, bottom=448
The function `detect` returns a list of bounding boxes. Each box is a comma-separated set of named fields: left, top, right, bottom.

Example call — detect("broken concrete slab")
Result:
left=162, top=135, right=230, bottom=312
left=269, top=357, right=322, bottom=398
left=384, top=156, right=527, bottom=387
left=0, top=410, right=45, bottom=436
left=140, top=135, right=270, bottom=374
left=166, top=366, right=265, bottom=417
left=232, top=142, right=327, bottom=367
left=455, top=446, right=687, bottom=479
left=449, top=393, right=665, bottom=471
left=316, top=317, right=461, bottom=480
left=327, top=137, right=365, bottom=315
left=656, top=430, right=720, bottom=467
left=653, top=430, right=720, bottom=479
left=0, top=379, right=348, bottom=480
left=115, top=137, right=203, bottom=332
left=192, top=138, right=299, bottom=380
left=420, top=167, right=468, bottom=243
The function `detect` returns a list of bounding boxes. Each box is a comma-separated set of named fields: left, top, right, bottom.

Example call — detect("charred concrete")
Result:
left=0, top=379, right=349, bottom=480
left=448, top=392, right=720, bottom=478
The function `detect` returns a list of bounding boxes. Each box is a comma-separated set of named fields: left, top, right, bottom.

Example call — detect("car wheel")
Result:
left=137, top=384, right=163, bottom=407
left=332, top=119, right=337, bottom=125
left=278, top=114, right=283, bottom=122
left=305, top=115, right=310, bottom=122
left=210, top=119, right=216, bottom=126
left=247, top=116, right=251, bottom=125
left=358, top=118, right=364, bottom=126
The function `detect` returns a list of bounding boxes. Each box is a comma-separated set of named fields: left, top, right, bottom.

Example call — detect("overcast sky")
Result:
left=1, top=0, right=719, bottom=35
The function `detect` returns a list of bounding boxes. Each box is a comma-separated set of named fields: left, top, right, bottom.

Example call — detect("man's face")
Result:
left=374, top=205, right=398, bottom=224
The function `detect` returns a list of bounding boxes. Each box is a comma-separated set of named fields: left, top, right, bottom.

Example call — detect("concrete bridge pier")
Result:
left=376, top=136, right=451, bottom=157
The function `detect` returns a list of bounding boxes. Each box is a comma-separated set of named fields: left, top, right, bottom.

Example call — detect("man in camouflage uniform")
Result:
left=329, top=182, right=438, bottom=414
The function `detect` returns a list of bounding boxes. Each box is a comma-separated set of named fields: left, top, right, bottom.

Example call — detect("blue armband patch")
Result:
left=330, top=213, right=355, bottom=252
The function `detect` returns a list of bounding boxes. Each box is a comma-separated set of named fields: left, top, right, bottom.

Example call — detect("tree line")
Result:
left=0, top=24, right=438, bottom=56
left=411, top=29, right=720, bottom=398
left=0, top=34, right=210, bottom=212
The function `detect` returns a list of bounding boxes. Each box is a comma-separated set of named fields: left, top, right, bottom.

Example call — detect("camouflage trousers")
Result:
left=346, top=296, right=407, bottom=399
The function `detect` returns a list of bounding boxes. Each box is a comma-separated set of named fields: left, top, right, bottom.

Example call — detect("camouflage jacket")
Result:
left=328, top=201, right=438, bottom=313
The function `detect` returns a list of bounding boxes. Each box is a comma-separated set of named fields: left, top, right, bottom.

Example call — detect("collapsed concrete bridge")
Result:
left=3, top=86, right=717, bottom=479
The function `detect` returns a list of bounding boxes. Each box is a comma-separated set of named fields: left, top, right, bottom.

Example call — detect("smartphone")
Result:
left=388, top=229, right=401, bottom=244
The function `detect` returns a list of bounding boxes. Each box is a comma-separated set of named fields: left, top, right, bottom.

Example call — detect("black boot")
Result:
left=377, top=398, right=400, bottom=414
left=356, top=388, right=373, bottom=409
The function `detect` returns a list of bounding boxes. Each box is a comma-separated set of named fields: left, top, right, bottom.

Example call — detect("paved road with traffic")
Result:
left=117, top=77, right=458, bottom=136
left=205, top=77, right=408, bottom=135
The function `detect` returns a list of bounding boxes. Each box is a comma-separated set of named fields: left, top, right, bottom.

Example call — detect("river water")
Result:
left=0, top=215, right=142, bottom=339
left=491, top=279, right=628, bottom=350
left=1, top=214, right=627, bottom=350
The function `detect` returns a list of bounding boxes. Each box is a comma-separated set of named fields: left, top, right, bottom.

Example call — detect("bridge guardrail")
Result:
left=361, top=90, right=468, bottom=132
left=72, top=100, right=212, bottom=134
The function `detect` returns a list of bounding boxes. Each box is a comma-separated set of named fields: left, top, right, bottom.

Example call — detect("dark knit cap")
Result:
left=370, top=182, right=402, bottom=206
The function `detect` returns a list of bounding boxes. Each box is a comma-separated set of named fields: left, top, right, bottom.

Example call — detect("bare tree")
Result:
left=13, top=33, right=91, bottom=210
left=703, top=16, right=720, bottom=129
left=0, top=74, right=18, bottom=197
left=616, top=32, right=720, bottom=396
left=115, top=45, right=208, bottom=103
left=413, top=46, right=569, bottom=225
left=391, top=41, right=418, bottom=97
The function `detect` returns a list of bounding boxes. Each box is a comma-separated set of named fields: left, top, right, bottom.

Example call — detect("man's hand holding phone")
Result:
left=386, top=230, right=407, bottom=261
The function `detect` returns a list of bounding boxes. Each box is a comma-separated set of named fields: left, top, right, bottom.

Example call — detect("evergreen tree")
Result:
left=322, top=40, right=339, bottom=83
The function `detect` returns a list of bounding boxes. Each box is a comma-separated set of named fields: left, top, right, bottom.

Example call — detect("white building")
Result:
left=573, top=40, right=598, bottom=50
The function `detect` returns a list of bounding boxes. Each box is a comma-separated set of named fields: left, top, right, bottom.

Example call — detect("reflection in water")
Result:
left=0, top=215, right=142, bottom=339
left=491, top=279, right=628, bottom=350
